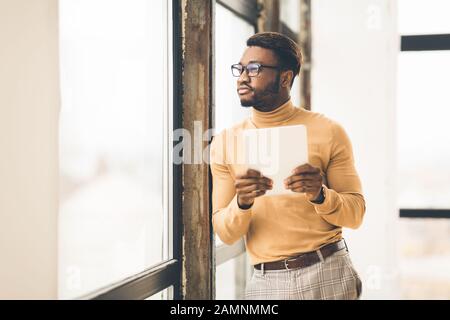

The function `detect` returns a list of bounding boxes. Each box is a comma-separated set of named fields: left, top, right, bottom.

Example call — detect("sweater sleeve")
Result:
left=308, top=122, right=366, bottom=229
left=210, top=131, right=252, bottom=245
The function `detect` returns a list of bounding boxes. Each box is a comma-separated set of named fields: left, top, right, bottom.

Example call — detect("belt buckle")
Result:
left=284, top=256, right=298, bottom=270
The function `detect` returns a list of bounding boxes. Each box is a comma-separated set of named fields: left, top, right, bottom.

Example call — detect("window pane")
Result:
left=58, top=0, right=170, bottom=298
left=397, top=51, right=450, bottom=209
left=399, top=219, right=450, bottom=299
left=214, top=4, right=255, bottom=135
left=280, top=0, right=300, bottom=33
left=146, top=286, right=172, bottom=300
left=214, top=5, right=255, bottom=247
left=399, top=0, right=450, bottom=35
left=216, top=253, right=249, bottom=299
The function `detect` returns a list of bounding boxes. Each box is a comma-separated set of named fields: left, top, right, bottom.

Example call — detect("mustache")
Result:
left=237, top=84, right=253, bottom=91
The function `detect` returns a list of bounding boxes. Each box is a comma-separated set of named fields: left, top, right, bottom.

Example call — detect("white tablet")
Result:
left=241, top=124, right=309, bottom=196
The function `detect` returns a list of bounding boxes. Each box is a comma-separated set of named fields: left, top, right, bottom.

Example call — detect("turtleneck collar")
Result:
left=251, top=99, right=298, bottom=128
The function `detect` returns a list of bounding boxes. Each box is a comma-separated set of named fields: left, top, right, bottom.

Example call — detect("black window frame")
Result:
left=78, top=0, right=183, bottom=300
left=399, top=33, right=450, bottom=219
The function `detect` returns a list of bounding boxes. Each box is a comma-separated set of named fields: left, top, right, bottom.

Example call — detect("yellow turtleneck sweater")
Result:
left=209, top=99, right=366, bottom=265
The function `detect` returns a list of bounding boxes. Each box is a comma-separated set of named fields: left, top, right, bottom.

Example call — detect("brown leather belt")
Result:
left=254, top=239, right=347, bottom=271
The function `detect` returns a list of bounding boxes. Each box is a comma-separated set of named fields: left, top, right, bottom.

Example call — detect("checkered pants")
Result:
left=245, top=247, right=363, bottom=300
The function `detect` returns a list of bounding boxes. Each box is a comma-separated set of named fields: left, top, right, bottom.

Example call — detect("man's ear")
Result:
left=281, top=70, right=294, bottom=88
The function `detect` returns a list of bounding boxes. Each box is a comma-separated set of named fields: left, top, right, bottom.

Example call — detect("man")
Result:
left=210, top=32, right=365, bottom=300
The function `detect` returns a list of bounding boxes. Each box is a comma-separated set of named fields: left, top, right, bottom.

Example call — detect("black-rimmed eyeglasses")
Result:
left=231, top=63, right=279, bottom=77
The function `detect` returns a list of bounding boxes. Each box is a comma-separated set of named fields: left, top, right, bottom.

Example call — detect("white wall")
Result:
left=312, top=0, right=400, bottom=299
left=0, top=0, right=59, bottom=299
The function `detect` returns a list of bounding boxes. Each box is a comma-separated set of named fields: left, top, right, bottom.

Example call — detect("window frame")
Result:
left=73, top=0, right=183, bottom=300
left=401, top=34, right=450, bottom=51
left=399, top=32, right=450, bottom=219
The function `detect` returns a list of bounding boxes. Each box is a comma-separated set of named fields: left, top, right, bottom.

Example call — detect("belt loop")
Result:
left=261, top=263, right=265, bottom=275
left=316, top=249, right=324, bottom=263
left=343, top=238, right=349, bottom=252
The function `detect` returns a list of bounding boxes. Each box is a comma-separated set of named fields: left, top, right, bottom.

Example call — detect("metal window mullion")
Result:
left=171, top=0, right=183, bottom=300
left=401, top=34, right=450, bottom=51
left=217, top=0, right=258, bottom=27
left=81, top=259, right=179, bottom=300
left=400, top=209, right=450, bottom=219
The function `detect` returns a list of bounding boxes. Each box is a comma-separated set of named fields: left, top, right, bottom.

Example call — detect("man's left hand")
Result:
left=284, top=163, right=324, bottom=202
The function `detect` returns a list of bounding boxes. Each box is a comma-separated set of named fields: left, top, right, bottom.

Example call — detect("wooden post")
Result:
left=179, top=0, right=214, bottom=299
left=257, top=0, right=280, bottom=32
left=300, top=0, right=312, bottom=110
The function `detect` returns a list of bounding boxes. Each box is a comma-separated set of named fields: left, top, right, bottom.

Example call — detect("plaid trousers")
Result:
left=245, top=246, right=363, bottom=300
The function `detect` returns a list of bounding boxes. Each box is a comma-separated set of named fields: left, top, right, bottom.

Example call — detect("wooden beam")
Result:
left=179, top=0, right=214, bottom=300
left=300, top=0, right=312, bottom=110
left=257, top=0, right=280, bottom=32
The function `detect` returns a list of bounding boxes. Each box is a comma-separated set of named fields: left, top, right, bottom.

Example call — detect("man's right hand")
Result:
left=235, top=169, right=273, bottom=209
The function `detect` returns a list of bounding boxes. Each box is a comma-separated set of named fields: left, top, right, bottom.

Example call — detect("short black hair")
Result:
left=246, top=32, right=302, bottom=86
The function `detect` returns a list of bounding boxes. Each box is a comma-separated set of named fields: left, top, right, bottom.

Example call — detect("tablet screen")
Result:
left=241, top=124, right=309, bottom=196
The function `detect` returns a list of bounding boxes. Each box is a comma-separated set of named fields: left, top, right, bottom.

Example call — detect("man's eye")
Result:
left=247, top=65, right=259, bottom=73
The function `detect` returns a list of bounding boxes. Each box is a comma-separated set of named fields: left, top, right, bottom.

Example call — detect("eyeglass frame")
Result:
left=231, top=62, right=280, bottom=77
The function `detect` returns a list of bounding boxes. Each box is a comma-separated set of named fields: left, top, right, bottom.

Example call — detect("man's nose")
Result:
left=237, top=69, right=250, bottom=84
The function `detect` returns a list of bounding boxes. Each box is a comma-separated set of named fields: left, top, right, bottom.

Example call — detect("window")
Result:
left=213, top=1, right=256, bottom=299
left=280, top=0, right=300, bottom=33
left=213, top=1, right=302, bottom=300
left=397, top=0, right=450, bottom=299
left=146, top=286, right=172, bottom=300
left=397, top=0, right=450, bottom=217
left=58, top=0, right=172, bottom=298
left=216, top=253, right=249, bottom=299
left=214, top=3, right=255, bottom=134
left=398, top=0, right=450, bottom=35
left=397, top=51, right=450, bottom=210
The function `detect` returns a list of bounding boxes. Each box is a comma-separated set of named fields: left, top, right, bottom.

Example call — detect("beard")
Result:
left=239, top=74, right=281, bottom=108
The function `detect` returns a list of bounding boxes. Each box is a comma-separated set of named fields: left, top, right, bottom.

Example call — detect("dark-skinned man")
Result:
left=210, top=32, right=365, bottom=300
